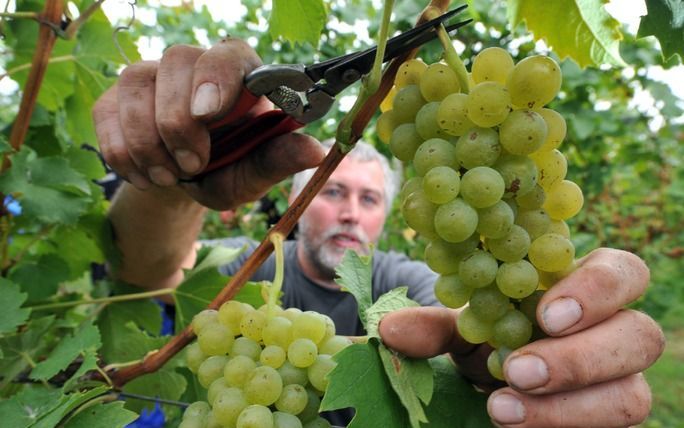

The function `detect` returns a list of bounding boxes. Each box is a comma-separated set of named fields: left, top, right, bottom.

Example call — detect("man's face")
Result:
left=297, top=156, right=388, bottom=278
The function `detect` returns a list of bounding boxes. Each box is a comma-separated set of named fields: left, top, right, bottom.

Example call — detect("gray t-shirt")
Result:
left=214, top=237, right=439, bottom=336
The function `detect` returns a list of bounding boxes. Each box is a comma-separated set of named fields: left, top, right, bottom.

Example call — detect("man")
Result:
left=95, top=40, right=664, bottom=428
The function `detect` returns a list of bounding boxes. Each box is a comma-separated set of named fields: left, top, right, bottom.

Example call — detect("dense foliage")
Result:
left=0, top=0, right=682, bottom=427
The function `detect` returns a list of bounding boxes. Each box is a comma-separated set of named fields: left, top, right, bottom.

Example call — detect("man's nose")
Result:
left=339, top=197, right=361, bottom=223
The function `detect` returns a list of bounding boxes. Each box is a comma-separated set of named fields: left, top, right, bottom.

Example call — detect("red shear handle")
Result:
left=194, top=110, right=304, bottom=180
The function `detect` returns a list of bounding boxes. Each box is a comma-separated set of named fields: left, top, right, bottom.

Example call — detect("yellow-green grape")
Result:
left=458, top=249, right=499, bottom=288
left=224, top=355, right=257, bottom=388
left=495, top=260, right=539, bottom=299
left=275, top=384, right=309, bottom=415
left=207, top=377, right=231, bottom=406
left=401, top=189, right=439, bottom=239
left=380, top=85, right=397, bottom=112
left=437, top=93, right=475, bottom=136
left=498, top=109, right=548, bottom=155
left=471, top=47, right=515, bottom=85
left=281, top=307, right=302, bottom=322
left=424, top=234, right=480, bottom=275
left=546, top=219, right=570, bottom=238
left=468, top=285, right=510, bottom=322
left=476, top=200, right=515, bottom=239
left=507, top=55, right=562, bottom=109
left=219, top=301, right=252, bottom=333
left=392, top=84, right=426, bottom=124
left=291, top=311, right=327, bottom=344
left=434, top=274, right=473, bottom=308
left=528, top=233, right=576, bottom=272
left=273, top=411, right=304, bottom=428
left=419, top=62, right=461, bottom=101
left=183, top=401, right=211, bottom=422
left=262, top=316, right=293, bottom=349
left=319, top=335, right=352, bottom=355
left=413, top=138, right=459, bottom=176
left=537, top=108, right=566, bottom=151
left=376, top=110, right=398, bottom=144
left=415, top=102, right=450, bottom=140
left=243, top=365, right=283, bottom=406
left=466, top=81, right=511, bottom=127
left=515, top=208, right=552, bottom=241
left=212, top=391, right=252, bottom=427
left=422, top=166, right=461, bottom=205
left=277, top=361, right=309, bottom=387
left=515, top=184, right=546, bottom=210
left=486, top=349, right=505, bottom=381
left=459, top=166, right=505, bottom=208
left=455, top=127, right=502, bottom=169
left=320, top=314, right=335, bottom=342
left=297, top=389, right=322, bottom=424
left=186, top=342, right=207, bottom=374
left=519, top=290, right=545, bottom=325
left=530, top=149, right=567, bottom=190
left=192, top=309, right=219, bottom=335
left=260, top=345, right=287, bottom=368
left=231, top=336, right=262, bottom=361
left=389, top=123, right=422, bottom=162
left=198, top=322, right=234, bottom=356
left=493, top=154, right=538, bottom=198
left=434, top=198, right=479, bottom=243
left=456, top=307, right=494, bottom=344
left=394, top=58, right=428, bottom=88
left=307, top=354, right=336, bottom=391
left=239, top=310, right=267, bottom=342
left=399, top=177, right=423, bottom=204
left=287, top=338, right=318, bottom=368
left=198, top=355, right=230, bottom=388
left=492, top=309, right=533, bottom=350
left=236, top=404, right=274, bottom=428
left=538, top=260, right=577, bottom=288
left=543, top=180, right=584, bottom=220
left=303, top=417, right=332, bottom=428
left=485, top=224, right=531, bottom=263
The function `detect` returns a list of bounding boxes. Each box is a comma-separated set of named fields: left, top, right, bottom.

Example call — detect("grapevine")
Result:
left=380, top=46, right=584, bottom=378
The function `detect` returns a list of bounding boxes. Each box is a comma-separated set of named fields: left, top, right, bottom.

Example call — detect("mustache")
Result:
left=320, top=225, right=370, bottom=245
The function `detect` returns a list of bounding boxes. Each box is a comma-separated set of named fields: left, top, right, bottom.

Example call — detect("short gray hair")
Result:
left=291, top=139, right=401, bottom=213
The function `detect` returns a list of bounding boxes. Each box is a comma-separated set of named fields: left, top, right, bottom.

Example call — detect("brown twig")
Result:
left=106, top=0, right=451, bottom=388
left=4, top=0, right=64, bottom=169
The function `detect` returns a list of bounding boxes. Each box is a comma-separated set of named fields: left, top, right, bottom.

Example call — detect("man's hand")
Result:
left=93, top=40, right=325, bottom=210
left=379, top=248, right=665, bottom=428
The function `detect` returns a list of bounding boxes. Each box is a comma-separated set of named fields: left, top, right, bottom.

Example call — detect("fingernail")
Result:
left=489, top=393, right=525, bottom=424
left=175, top=150, right=201, bottom=173
left=128, top=171, right=151, bottom=190
left=505, top=354, right=549, bottom=390
left=148, top=166, right=177, bottom=186
left=192, top=82, right=219, bottom=116
left=542, top=297, right=583, bottom=334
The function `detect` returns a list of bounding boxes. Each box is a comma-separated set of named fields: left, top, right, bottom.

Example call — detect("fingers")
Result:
left=502, top=309, right=664, bottom=394
left=488, top=374, right=652, bottom=428
left=537, top=248, right=650, bottom=336
left=183, top=132, right=326, bottom=210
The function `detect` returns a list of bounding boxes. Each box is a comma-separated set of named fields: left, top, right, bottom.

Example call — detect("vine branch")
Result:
left=105, top=0, right=452, bottom=389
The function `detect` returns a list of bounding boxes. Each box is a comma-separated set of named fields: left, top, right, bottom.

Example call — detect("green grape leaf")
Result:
left=30, top=323, right=101, bottom=381
left=63, top=401, right=138, bottom=428
left=320, top=339, right=410, bottom=427
left=365, top=286, right=420, bottom=338
left=0, top=135, right=12, bottom=154
left=187, top=244, right=245, bottom=281
left=638, top=0, right=684, bottom=62
left=33, top=386, right=111, bottom=428
left=96, top=299, right=163, bottom=362
left=378, top=344, right=433, bottom=428
left=122, top=368, right=187, bottom=413
left=422, top=356, right=493, bottom=428
left=269, top=0, right=327, bottom=46
left=9, top=254, right=71, bottom=302
left=0, top=148, right=93, bottom=225
left=0, top=316, right=56, bottom=387
left=0, top=278, right=31, bottom=336
left=507, top=0, right=626, bottom=67
left=335, top=250, right=373, bottom=326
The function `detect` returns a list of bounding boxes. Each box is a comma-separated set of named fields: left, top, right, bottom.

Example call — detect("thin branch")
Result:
left=62, top=0, right=106, bottom=39
left=0, top=11, right=39, bottom=19
left=28, top=288, right=175, bottom=311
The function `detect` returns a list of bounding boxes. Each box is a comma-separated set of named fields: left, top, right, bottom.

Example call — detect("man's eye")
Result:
left=362, top=195, right=380, bottom=206
left=323, top=188, right=342, bottom=198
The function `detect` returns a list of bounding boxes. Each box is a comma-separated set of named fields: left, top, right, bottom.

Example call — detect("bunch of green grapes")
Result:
left=379, top=48, right=583, bottom=379
left=179, top=301, right=351, bottom=428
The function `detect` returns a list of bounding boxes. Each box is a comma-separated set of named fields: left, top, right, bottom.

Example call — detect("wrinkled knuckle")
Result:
left=162, top=44, right=201, bottom=62
left=156, top=110, right=189, bottom=140
left=119, top=61, right=157, bottom=87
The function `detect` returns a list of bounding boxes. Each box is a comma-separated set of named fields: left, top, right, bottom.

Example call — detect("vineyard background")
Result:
left=1, top=0, right=683, bottom=427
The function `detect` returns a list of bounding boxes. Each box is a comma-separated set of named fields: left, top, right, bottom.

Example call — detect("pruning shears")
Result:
left=195, top=5, right=472, bottom=180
